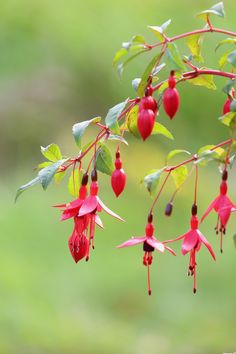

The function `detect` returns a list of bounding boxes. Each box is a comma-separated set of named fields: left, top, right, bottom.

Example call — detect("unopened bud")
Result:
left=165, top=202, right=173, bottom=216
left=191, top=204, right=198, bottom=216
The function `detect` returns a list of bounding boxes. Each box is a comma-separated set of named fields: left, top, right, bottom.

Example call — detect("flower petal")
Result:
left=197, top=230, right=216, bottom=261
left=182, top=230, right=198, bottom=255
left=164, top=245, right=176, bottom=256
left=95, top=214, right=104, bottom=229
left=97, top=197, right=124, bottom=221
left=117, top=236, right=146, bottom=248
left=79, top=196, right=98, bottom=216
left=200, top=197, right=218, bottom=223
left=146, top=237, right=165, bottom=253
left=61, top=209, right=79, bottom=221
left=218, top=206, right=232, bottom=227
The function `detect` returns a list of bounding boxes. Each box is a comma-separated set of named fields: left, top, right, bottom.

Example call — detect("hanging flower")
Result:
left=201, top=171, right=236, bottom=252
left=117, top=214, right=175, bottom=295
left=165, top=205, right=216, bottom=293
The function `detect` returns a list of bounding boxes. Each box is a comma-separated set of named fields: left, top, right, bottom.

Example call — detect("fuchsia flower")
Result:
left=117, top=214, right=175, bottom=295
left=201, top=171, right=236, bottom=252
left=55, top=170, right=124, bottom=262
left=166, top=205, right=216, bottom=293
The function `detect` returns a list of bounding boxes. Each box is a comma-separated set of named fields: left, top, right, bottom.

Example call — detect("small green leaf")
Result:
left=197, top=2, right=225, bottom=20
left=72, top=117, right=101, bottom=148
left=171, top=165, right=188, bottom=188
left=215, top=38, right=236, bottom=52
left=230, top=100, right=236, bottom=112
left=126, top=105, right=140, bottom=138
left=223, top=79, right=236, bottom=96
left=165, top=43, right=185, bottom=72
left=132, top=78, right=141, bottom=92
left=188, top=72, right=216, bottom=90
left=151, top=63, right=166, bottom=76
left=195, top=145, right=225, bottom=165
left=142, top=168, right=165, bottom=197
left=68, top=168, right=81, bottom=197
left=227, top=50, right=236, bottom=68
left=117, top=49, right=147, bottom=77
left=107, top=134, right=128, bottom=145
left=38, top=159, right=67, bottom=190
left=54, top=170, right=66, bottom=185
left=105, top=99, right=129, bottom=134
left=15, top=177, right=41, bottom=202
left=148, top=19, right=171, bottom=41
left=41, top=143, right=62, bottom=162
left=36, top=161, right=52, bottom=171
left=96, top=143, right=114, bottom=175
left=219, top=112, right=236, bottom=127
left=152, top=122, right=174, bottom=140
left=113, top=48, right=128, bottom=67
left=137, top=52, right=162, bottom=97
left=186, top=34, right=204, bottom=63
left=218, top=50, right=232, bottom=69
left=166, top=149, right=191, bottom=163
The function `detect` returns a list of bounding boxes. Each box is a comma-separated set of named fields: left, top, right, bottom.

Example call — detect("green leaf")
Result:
left=72, top=117, right=101, bottom=148
left=54, top=170, right=66, bottom=185
left=230, top=100, right=236, bottom=112
left=215, top=38, right=236, bottom=52
left=107, top=134, right=128, bottom=145
left=188, top=72, right=216, bottom=90
left=227, top=50, right=236, bottom=68
left=166, top=149, right=191, bottom=163
left=132, top=78, right=141, bottom=92
left=40, top=143, right=62, bottom=162
left=113, top=48, right=128, bottom=67
left=105, top=99, right=129, bottom=134
left=126, top=105, right=140, bottom=138
left=36, top=161, right=52, bottom=171
left=233, top=234, right=236, bottom=249
left=165, top=43, right=185, bottom=72
left=218, top=50, right=232, bottom=69
left=96, top=143, right=114, bottom=175
left=137, top=52, right=162, bottom=97
left=38, top=159, right=67, bottom=190
left=142, top=168, right=165, bottom=197
left=15, top=177, right=41, bottom=202
left=148, top=19, right=171, bottom=41
left=223, top=79, right=236, bottom=96
left=219, top=112, right=236, bottom=127
left=68, top=168, right=81, bottom=197
left=151, top=63, right=166, bottom=76
left=117, top=49, right=147, bottom=77
left=195, top=145, right=225, bottom=165
left=186, top=34, right=204, bottom=63
left=197, top=2, right=225, bottom=20
left=171, top=165, right=188, bottom=188
left=152, top=122, right=174, bottom=140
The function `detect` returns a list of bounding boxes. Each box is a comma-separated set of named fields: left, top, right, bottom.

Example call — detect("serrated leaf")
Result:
left=68, top=168, right=81, bottom=197
left=188, top=73, right=216, bottom=90
left=197, top=2, right=225, bottom=20
left=96, top=143, right=114, bottom=175
left=215, top=38, right=236, bottom=52
left=38, top=159, right=67, bottom=190
left=152, top=122, right=174, bottom=140
left=227, top=50, right=236, bottom=68
left=107, top=134, right=128, bottom=145
left=142, top=168, right=165, bottom=197
left=166, top=149, right=191, bottom=163
left=72, top=117, right=101, bottom=148
left=171, top=165, right=188, bottom=188
left=126, top=105, right=140, bottom=138
left=105, top=99, right=129, bottom=134
left=137, top=52, right=162, bottom=97
left=165, top=42, right=185, bottom=72
left=41, top=144, right=62, bottom=162
left=15, top=177, right=41, bottom=202
left=186, top=34, right=204, bottom=63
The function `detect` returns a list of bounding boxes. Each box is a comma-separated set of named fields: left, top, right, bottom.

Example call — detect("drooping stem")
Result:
left=194, top=165, right=198, bottom=205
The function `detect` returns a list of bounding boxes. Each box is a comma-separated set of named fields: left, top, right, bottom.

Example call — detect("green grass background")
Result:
left=0, top=0, right=236, bottom=353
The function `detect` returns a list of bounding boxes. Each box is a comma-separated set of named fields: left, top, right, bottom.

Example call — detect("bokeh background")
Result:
left=1, top=0, right=236, bottom=353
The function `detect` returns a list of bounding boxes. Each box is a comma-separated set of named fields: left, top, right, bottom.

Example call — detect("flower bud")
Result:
left=223, top=97, right=231, bottom=114
left=137, top=109, right=155, bottom=140
left=222, top=170, right=228, bottom=181
left=139, top=96, right=157, bottom=114
left=163, top=87, right=180, bottom=119
left=111, top=168, right=126, bottom=197
left=165, top=202, right=173, bottom=216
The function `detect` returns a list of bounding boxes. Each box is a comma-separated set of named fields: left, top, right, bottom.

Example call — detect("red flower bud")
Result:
left=139, top=96, right=158, bottom=114
left=111, top=156, right=126, bottom=197
left=223, top=97, right=231, bottom=114
left=163, top=87, right=180, bottom=119
left=137, top=109, right=155, bottom=140
left=68, top=233, right=89, bottom=263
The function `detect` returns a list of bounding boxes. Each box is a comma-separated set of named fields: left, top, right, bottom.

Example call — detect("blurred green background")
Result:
left=1, top=0, right=236, bottom=353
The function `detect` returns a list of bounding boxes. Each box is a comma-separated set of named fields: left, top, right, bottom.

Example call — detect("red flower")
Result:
left=201, top=173, right=235, bottom=252
left=166, top=210, right=216, bottom=293
left=117, top=217, right=175, bottom=295
left=68, top=217, right=89, bottom=263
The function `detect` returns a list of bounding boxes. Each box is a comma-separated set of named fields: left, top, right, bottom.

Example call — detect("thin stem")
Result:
left=150, top=171, right=171, bottom=213
left=194, top=165, right=198, bottom=205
